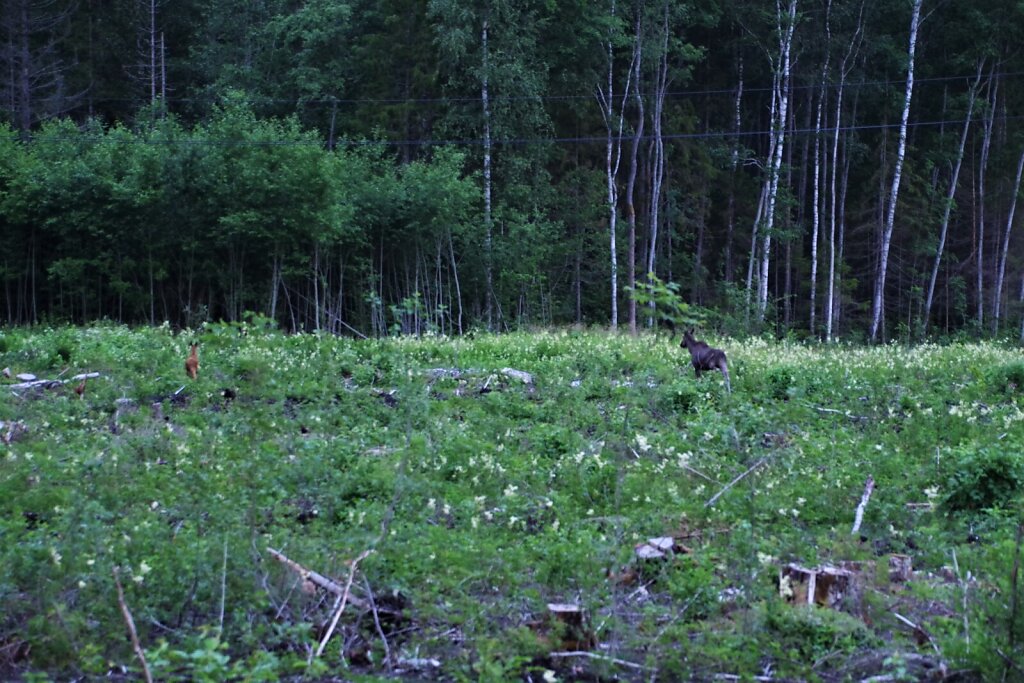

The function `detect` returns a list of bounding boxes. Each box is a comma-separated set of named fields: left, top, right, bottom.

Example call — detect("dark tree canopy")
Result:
left=2, top=0, right=1024, bottom=341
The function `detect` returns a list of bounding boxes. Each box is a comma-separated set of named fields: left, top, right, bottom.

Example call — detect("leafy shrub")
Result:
left=766, top=366, right=795, bottom=400
left=986, top=360, right=1024, bottom=394
left=762, top=599, right=877, bottom=663
left=941, top=443, right=1024, bottom=513
left=660, top=376, right=703, bottom=412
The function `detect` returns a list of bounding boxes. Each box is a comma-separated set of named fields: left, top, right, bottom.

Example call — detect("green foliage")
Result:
left=941, top=442, right=1024, bottom=514
left=628, top=274, right=706, bottom=330
left=1, top=329, right=1022, bottom=681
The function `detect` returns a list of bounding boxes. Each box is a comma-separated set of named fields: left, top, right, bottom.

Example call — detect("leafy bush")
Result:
left=941, top=442, right=1024, bottom=513
left=987, top=360, right=1024, bottom=394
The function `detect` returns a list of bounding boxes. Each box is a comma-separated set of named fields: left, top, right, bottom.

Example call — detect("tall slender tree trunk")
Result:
left=810, top=79, right=826, bottom=335
left=598, top=0, right=632, bottom=331
left=757, top=0, right=797, bottom=321
left=976, top=74, right=997, bottom=331
left=447, top=229, right=463, bottom=335
left=809, top=0, right=831, bottom=335
left=646, top=3, right=670, bottom=326
left=993, top=148, right=1024, bottom=333
left=724, top=55, right=743, bottom=285
left=481, top=19, right=495, bottom=331
left=625, top=11, right=644, bottom=336
left=746, top=182, right=768, bottom=318
left=869, top=0, right=921, bottom=342
left=924, top=62, right=982, bottom=333
left=826, top=7, right=863, bottom=341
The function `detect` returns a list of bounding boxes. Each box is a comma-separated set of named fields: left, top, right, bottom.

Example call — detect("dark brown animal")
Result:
left=73, top=377, right=87, bottom=399
left=185, top=343, right=200, bottom=380
left=681, top=329, right=731, bottom=393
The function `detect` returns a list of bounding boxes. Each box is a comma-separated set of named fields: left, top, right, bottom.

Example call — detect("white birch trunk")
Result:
left=993, top=149, right=1024, bottom=331
left=598, top=0, right=631, bottom=330
left=757, top=0, right=797, bottom=321
left=810, top=58, right=827, bottom=336
left=646, top=4, right=670, bottom=326
left=826, top=8, right=863, bottom=342
left=924, top=62, right=982, bottom=333
left=625, top=12, right=643, bottom=335
left=869, top=0, right=921, bottom=342
left=976, top=76, right=997, bottom=331
left=725, top=57, right=743, bottom=283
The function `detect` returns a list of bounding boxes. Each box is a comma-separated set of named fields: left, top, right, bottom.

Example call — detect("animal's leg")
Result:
left=720, top=363, right=732, bottom=394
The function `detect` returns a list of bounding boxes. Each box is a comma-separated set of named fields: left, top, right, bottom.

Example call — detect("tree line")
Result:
left=2, top=0, right=1024, bottom=341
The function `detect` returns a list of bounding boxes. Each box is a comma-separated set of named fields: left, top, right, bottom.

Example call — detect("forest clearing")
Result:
left=1, top=325, right=1022, bottom=681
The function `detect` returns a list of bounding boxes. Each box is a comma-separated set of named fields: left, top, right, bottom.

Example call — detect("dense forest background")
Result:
left=2, top=0, right=1024, bottom=341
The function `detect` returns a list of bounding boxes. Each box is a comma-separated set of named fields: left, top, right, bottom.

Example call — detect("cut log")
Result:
left=780, top=563, right=856, bottom=608
left=546, top=603, right=594, bottom=650
left=1, top=420, right=29, bottom=444
left=888, top=554, right=913, bottom=583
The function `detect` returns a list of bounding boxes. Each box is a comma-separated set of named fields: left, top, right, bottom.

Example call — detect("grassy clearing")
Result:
left=1, top=325, right=1023, bottom=681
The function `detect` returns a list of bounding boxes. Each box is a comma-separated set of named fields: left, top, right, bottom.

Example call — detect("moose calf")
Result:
left=680, top=330, right=731, bottom=393
left=185, top=343, right=200, bottom=380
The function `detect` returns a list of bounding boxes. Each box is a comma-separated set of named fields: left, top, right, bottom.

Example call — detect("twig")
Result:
left=893, top=611, right=940, bottom=655
left=313, top=549, right=374, bottom=659
left=952, top=549, right=970, bottom=652
left=218, top=537, right=228, bottom=635
left=172, top=384, right=186, bottom=397
left=266, top=547, right=367, bottom=609
left=810, top=405, right=868, bottom=423
left=997, top=648, right=1024, bottom=678
left=113, top=567, right=154, bottom=683
left=1005, top=523, right=1023, bottom=682
left=363, top=574, right=392, bottom=671
left=630, top=447, right=716, bottom=482
left=548, top=650, right=652, bottom=672
left=851, top=475, right=875, bottom=535
left=705, top=458, right=768, bottom=508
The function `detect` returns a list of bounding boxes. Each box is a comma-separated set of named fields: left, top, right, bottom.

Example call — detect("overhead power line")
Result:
left=18, top=114, right=1024, bottom=149
left=67, top=70, right=1024, bottom=107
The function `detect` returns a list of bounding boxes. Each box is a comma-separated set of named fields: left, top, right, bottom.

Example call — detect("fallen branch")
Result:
left=811, top=405, right=868, bottom=423
left=851, top=475, right=875, bottom=536
left=705, top=458, right=767, bottom=509
left=113, top=567, right=154, bottom=683
left=10, top=372, right=101, bottom=391
left=314, top=548, right=374, bottom=658
left=266, top=547, right=369, bottom=610
left=630, top=446, right=716, bottom=482
left=548, top=650, right=652, bottom=672
left=893, top=611, right=939, bottom=655
left=952, top=549, right=971, bottom=651
left=363, top=574, right=392, bottom=671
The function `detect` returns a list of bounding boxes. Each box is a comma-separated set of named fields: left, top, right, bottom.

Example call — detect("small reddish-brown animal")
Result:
left=74, top=377, right=87, bottom=399
left=680, top=329, right=731, bottom=393
left=185, top=343, right=200, bottom=380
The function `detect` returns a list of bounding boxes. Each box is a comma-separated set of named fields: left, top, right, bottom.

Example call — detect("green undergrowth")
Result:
left=1, top=325, right=1022, bottom=681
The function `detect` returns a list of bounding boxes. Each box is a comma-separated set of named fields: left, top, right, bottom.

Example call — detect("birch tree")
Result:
left=824, top=1, right=863, bottom=341
left=992, top=148, right=1024, bottom=332
left=756, top=0, right=797, bottom=321
left=624, top=9, right=644, bottom=335
left=923, top=62, right=983, bottom=333
left=596, top=0, right=632, bottom=330
left=975, top=74, right=998, bottom=331
left=869, top=0, right=921, bottom=342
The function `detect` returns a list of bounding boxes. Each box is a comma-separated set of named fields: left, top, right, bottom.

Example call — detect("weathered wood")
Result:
left=9, top=372, right=100, bottom=390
